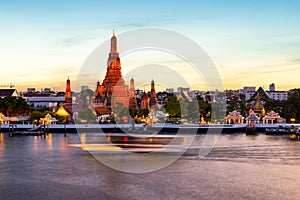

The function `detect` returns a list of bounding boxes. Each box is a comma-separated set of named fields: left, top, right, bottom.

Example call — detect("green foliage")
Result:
left=227, top=101, right=238, bottom=113
left=79, top=89, right=94, bottom=109
left=281, top=89, right=300, bottom=122
left=137, top=109, right=149, bottom=118
left=226, top=100, right=247, bottom=116
left=210, top=102, right=226, bottom=123
left=198, top=100, right=210, bottom=116
left=29, top=110, right=61, bottom=122
left=29, top=111, right=45, bottom=121
left=78, top=107, right=96, bottom=121
left=0, top=96, right=31, bottom=116
left=129, top=107, right=137, bottom=117
left=112, top=102, right=130, bottom=123
left=164, top=96, right=181, bottom=118
left=264, top=99, right=282, bottom=113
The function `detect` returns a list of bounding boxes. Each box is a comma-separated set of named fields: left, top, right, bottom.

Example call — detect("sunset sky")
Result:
left=1, top=0, right=300, bottom=92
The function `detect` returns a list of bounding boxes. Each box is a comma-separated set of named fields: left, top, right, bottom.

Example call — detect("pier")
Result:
left=0, top=123, right=298, bottom=134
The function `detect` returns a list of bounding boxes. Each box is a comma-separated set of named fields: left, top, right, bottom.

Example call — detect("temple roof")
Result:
left=262, top=111, right=280, bottom=120
left=225, top=110, right=244, bottom=120
left=250, top=87, right=270, bottom=100
left=245, top=111, right=260, bottom=121
left=0, top=89, right=16, bottom=97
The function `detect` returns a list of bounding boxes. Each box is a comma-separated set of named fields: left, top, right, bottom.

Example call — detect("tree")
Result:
left=112, top=102, right=130, bottom=123
left=198, top=100, right=210, bottom=116
left=78, top=107, right=96, bottom=123
left=79, top=89, right=94, bottom=109
left=137, top=109, right=149, bottom=118
left=210, top=102, right=226, bottom=123
left=264, top=99, right=282, bottom=113
left=227, top=101, right=238, bottom=113
left=0, top=96, right=31, bottom=116
left=29, top=110, right=59, bottom=123
left=281, top=89, right=300, bottom=122
left=164, top=96, right=181, bottom=118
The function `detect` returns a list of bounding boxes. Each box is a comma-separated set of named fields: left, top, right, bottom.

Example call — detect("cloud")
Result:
left=57, top=35, right=87, bottom=47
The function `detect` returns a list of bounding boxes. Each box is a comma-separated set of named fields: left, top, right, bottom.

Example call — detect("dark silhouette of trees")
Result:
left=0, top=96, right=31, bottom=116
left=281, top=89, right=300, bottom=123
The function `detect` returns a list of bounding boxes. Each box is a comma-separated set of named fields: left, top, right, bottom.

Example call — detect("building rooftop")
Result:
left=0, top=89, right=17, bottom=97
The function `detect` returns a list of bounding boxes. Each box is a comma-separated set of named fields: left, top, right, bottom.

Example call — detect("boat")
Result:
left=105, top=132, right=186, bottom=148
left=12, top=130, right=45, bottom=136
left=290, top=128, right=300, bottom=140
left=266, top=125, right=297, bottom=135
left=10, top=125, right=46, bottom=136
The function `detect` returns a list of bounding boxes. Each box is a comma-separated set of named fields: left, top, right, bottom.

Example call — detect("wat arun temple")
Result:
left=93, top=32, right=157, bottom=115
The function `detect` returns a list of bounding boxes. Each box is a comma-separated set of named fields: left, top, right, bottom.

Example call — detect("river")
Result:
left=0, top=132, right=299, bottom=200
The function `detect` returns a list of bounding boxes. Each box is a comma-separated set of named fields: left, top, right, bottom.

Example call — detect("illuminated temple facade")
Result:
left=93, top=32, right=130, bottom=115
left=93, top=32, right=159, bottom=116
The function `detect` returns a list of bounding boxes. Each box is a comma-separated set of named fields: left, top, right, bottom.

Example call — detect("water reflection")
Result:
left=0, top=132, right=300, bottom=199
left=0, top=133, right=5, bottom=165
left=45, top=134, right=53, bottom=151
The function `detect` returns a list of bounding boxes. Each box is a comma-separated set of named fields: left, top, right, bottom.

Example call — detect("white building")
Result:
left=269, top=83, right=275, bottom=91
left=238, top=86, right=256, bottom=100
left=26, top=96, right=65, bottom=108
left=267, top=91, right=288, bottom=101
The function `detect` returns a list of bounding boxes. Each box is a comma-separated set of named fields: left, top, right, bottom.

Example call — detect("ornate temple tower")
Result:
left=65, top=78, right=72, bottom=103
left=149, top=79, right=157, bottom=107
left=129, top=78, right=137, bottom=110
left=62, top=77, right=80, bottom=116
left=94, top=31, right=130, bottom=115
left=141, top=90, right=149, bottom=110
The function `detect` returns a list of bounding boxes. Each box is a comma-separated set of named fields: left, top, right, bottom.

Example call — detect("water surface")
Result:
left=0, top=132, right=299, bottom=200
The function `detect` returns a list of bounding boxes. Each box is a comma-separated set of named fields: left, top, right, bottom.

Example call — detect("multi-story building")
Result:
left=267, top=91, right=288, bottom=101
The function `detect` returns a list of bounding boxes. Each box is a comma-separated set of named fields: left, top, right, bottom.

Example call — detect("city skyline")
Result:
left=1, top=1, right=300, bottom=91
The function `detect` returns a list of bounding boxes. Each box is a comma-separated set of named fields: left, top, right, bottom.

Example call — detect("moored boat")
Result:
left=266, top=125, right=296, bottom=135
left=290, top=128, right=300, bottom=140
left=10, top=125, right=46, bottom=136
left=105, top=132, right=186, bottom=148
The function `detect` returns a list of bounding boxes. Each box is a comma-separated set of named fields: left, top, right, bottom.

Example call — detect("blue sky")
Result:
left=1, top=0, right=300, bottom=91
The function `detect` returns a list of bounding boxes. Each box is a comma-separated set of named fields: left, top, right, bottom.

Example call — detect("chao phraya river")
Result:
left=0, top=132, right=300, bottom=200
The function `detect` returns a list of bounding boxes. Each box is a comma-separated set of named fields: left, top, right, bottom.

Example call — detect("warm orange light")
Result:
left=290, top=118, right=296, bottom=122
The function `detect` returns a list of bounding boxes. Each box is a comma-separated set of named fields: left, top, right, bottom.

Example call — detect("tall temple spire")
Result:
left=149, top=79, right=157, bottom=107
left=130, top=78, right=135, bottom=98
left=129, top=77, right=137, bottom=110
left=110, top=30, right=117, bottom=54
left=141, top=89, right=149, bottom=110
left=65, top=78, right=72, bottom=103
left=151, top=79, right=157, bottom=98
left=93, top=31, right=130, bottom=115
left=107, top=30, right=119, bottom=66
left=104, top=31, right=124, bottom=86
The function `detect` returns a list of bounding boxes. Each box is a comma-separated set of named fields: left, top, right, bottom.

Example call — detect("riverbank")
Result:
left=1, top=123, right=299, bottom=134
